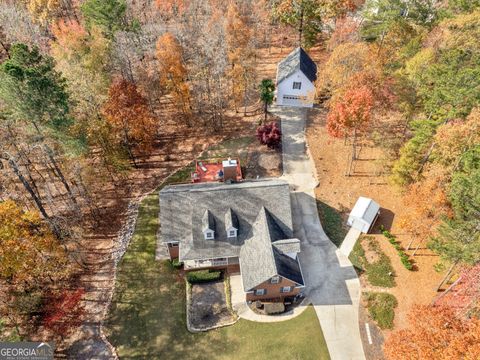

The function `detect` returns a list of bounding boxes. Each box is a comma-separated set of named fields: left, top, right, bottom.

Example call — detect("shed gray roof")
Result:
left=277, top=47, right=317, bottom=84
left=159, top=179, right=292, bottom=261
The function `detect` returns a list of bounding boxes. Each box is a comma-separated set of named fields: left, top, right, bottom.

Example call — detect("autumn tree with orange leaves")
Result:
left=156, top=33, right=192, bottom=125
left=225, top=1, right=256, bottom=114
left=384, top=305, right=480, bottom=360
left=327, top=86, right=373, bottom=175
left=102, top=79, right=157, bottom=167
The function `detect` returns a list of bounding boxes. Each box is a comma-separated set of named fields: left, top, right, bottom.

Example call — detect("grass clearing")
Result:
left=316, top=200, right=348, bottom=247
left=349, top=236, right=396, bottom=288
left=364, top=292, right=398, bottom=329
left=105, top=182, right=330, bottom=360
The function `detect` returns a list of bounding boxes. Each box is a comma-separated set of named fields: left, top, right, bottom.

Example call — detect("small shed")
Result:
left=347, top=197, right=380, bottom=233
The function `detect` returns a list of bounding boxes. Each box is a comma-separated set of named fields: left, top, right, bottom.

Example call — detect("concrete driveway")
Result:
left=272, top=106, right=366, bottom=360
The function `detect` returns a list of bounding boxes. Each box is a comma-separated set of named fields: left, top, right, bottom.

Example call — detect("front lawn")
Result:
left=105, top=192, right=330, bottom=360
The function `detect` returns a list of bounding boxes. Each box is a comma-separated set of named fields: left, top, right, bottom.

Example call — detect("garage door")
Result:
left=282, top=95, right=303, bottom=106
left=282, top=94, right=308, bottom=107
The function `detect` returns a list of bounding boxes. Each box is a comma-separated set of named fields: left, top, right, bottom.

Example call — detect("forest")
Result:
left=0, top=0, right=479, bottom=358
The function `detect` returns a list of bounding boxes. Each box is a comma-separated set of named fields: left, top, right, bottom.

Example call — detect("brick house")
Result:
left=158, top=179, right=305, bottom=303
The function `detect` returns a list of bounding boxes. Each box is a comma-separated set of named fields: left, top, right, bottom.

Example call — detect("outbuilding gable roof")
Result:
left=277, top=47, right=317, bottom=84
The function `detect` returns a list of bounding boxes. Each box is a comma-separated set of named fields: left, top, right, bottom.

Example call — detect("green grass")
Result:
left=349, top=236, right=396, bottom=288
left=105, top=186, right=330, bottom=360
left=364, top=292, right=398, bottom=329
left=316, top=200, right=348, bottom=247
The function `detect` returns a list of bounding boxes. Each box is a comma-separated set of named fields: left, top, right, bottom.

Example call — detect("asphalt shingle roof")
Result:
left=277, top=47, right=317, bottom=84
left=159, top=179, right=304, bottom=290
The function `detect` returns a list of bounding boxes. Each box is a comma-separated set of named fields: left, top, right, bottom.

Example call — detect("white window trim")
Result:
left=204, top=231, right=214, bottom=240
left=227, top=229, right=237, bottom=238
left=255, top=288, right=266, bottom=296
left=270, top=276, right=280, bottom=284
left=280, top=286, right=291, bottom=293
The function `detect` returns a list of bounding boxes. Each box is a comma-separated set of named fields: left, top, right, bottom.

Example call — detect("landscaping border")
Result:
left=185, top=280, right=239, bottom=333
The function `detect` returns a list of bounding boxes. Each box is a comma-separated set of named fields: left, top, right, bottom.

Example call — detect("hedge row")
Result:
left=186, top=270, right=222, bottom=284
left=380, top=226, right=414, bottom=270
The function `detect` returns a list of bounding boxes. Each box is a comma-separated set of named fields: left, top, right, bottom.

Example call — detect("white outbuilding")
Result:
left=275, top=47, right=317, bottom=108
left=347, top=197, right=381, bottom=233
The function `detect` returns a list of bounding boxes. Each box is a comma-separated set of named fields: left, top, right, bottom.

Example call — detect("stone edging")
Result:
left=98, top=196, right=144, bottom=360
left=185, top=281, right=239, bottom=333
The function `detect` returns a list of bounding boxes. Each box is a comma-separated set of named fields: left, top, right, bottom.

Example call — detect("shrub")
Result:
left=186, top=270, right=222, bottom=284
left=256, top=121, right=282, bottom=149
left=365, top=292, right=398, bottom=329
left=170, top=258, right=183, bottom=269
left=380, top=228, right=414, bottom=271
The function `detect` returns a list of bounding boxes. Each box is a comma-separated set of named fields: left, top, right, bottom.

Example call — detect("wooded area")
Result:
left=0, top=0, right=479, bottom=357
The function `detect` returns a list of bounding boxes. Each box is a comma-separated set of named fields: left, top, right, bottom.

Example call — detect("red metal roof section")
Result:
left=191, top=158, right=242, bottom=183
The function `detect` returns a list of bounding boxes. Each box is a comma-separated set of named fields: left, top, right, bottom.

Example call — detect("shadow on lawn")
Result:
left=103, top=194, right=241, bottom=360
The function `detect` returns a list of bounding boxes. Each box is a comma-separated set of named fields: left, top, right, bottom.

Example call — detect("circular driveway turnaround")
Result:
left=272, top=105, right=366, bottom=360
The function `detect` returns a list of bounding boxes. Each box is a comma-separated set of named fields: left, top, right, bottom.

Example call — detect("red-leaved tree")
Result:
left=256, top=122, right=282, bottom=149
left=42, top=289, right=85, bottom=339
left=327, top=86, right=373, bottom=175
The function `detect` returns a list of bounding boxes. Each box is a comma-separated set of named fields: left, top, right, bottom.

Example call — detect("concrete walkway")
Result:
left=340, top=227, right=363, bottom=257
left=272, top=106, right=366, bottom=360
left=230, top=274, right=309, bottom=322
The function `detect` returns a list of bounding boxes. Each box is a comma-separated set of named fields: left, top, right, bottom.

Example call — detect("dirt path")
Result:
left=305, top=107, right=445, bottom=334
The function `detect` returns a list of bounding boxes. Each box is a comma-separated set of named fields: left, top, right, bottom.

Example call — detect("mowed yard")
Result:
left=104, top=192, right=330, bottom=360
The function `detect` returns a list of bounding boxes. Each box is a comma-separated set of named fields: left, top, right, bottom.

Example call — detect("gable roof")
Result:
left=225, top=208, right=239, bottom=230
left=272, top=238, right=301, bottom=254
left=277, top=47, right=317, bottom=84
left=240, top=207, right=304, bottom=291
left=202, top=209, right=215, bottom=232
left=159, top=179, right=293, bottom=261
left=349, top=197, right=380, bottom=226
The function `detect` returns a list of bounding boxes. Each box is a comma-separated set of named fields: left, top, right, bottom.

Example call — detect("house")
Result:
left=347, top=197, right=380, bottom=233
left=158, top=179, right=305, bottom=303
left=276, top=47, right=317, bottom=108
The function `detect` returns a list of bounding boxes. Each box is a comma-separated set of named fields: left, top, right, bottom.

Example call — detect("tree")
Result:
left=0, top=200, right=68, bottom=285
left=272, top=0, right=324, bottom=48
left=225, top=2, right=256, bottom=115
left=327, top=86, right=373, bottom=175
left=0, top=43, right=71, bottom=135
left=42, top=289, right=85, bottom=339
left=384, top=305, right=480, bottom=360
left=259, top=79, right=275, bottom=122
left=102, top=79, right=157, bottom=167
left=156, top=33, right=192, bottom=124
left=80, top=0, right=128, bottom=38
left=256, top=122, right=282, bottom=149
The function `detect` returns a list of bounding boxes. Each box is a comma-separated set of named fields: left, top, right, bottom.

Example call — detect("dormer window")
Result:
left=225, top=208, right=239, bottom=239
left=270, top=276, right=280, bottom=284
left=202, top=209, right=215, bottom=240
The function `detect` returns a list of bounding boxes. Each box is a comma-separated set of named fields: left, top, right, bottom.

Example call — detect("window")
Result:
left=255, top=289, right=266, bottom=296
left=280, top=286, right=291, bottom=293
left=169, top=243, right=179, bottom=247
left=270, top=276, right=280, bottom=284
left=228, top=229, right=237, bottom=238
left=293, top=82, right=302, bottom=90
left=205, top=231, right=214, bottom=240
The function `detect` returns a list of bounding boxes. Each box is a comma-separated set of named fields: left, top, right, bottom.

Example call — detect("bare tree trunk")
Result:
left=436, top=261, right=458, bottom=292
left=2, top=153, right=61, bottom=237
